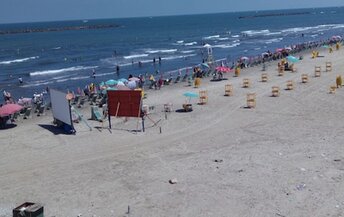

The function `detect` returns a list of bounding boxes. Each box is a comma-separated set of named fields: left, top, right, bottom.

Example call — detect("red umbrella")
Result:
left=0, top=104, right=23, bottom=117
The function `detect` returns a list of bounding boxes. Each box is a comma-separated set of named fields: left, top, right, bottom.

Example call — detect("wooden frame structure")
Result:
left=326, top=62, right=332, bottom=72
left=329, top=85, right=336, bottom=94
left=286, top=80, right=294, bottom=90
left=301, top=74, right=309, bottom=83
left=271, top=86, right=280, bottom=97
left=242, top=78, right=251, bottom=88
left=224, top=84, right=233, bottom=96
left=246, top=93, right=256, bottom=108
left=199, top=90, right=208, bottom=105
left=315, top=66, right=321, bottom=77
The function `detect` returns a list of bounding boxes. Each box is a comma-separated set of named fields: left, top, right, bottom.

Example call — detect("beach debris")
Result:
left=169, top=179, right=178, bottom=184
left=334, top=159, right=341, bottom=162
left=126, top=205, right=130, bottom=214
left=214, top=159, right=223, bottom=163
left=276, top=213, right=286, bottom=217
left=77, top=214, right=82, bottom=217
left=237, top=169, right=244, bottom=173
left=300, top=168, right=306, bottom=172
left=278, top=152, right=283, bottom=156
left=296, top=183, right=306, bottom=191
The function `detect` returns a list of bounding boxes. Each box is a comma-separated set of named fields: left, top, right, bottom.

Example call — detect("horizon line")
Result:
left=0, top=5, right=343, bottom=25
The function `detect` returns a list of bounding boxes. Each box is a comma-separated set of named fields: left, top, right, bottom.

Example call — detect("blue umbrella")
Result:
left=102, top=87, right=117, bottom=94
left=287, top=55, right=299, bottom=63
left=118, top=78, right=128, bottom=83
left=183, top=92, right=199, bottom=103
left=105, top=79, right=118, bottom=86
left=183, top=92, right=199, bottom=98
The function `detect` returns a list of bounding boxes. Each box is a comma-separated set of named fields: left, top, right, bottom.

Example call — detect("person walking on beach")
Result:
left=18, top=77, right=23, bottom=84
left=158, top=56, right=162, bottom=64
left=91, top=69, right=96, bottom=79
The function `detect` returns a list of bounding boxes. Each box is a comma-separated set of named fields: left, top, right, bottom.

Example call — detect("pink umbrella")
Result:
left=216, top=66, right=232, bottom=73
left=0, top=104, right=23, bottom=117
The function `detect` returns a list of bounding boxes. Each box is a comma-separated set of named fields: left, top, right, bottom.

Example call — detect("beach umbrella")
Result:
left=118, top=78, right=128, bottom=83
left=183, top=92, right=199, bottom=103
left=215, top=66, right=231, bottom=73
left=101, top=87, right=116, bottom=95
left=105, top=79, right=118, bottom=86
left=129, top=77, right=140, bottom=82
left=240, top=56, right=249, bottom=61
left=287, top=55, right=299, bottom=63
left=0, top=104, right=23, bottom=117
left=201, top=63, right=210, bottom=68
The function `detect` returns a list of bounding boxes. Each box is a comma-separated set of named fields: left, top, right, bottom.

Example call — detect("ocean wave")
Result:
left=145, top=49, right=177, bottom=54
left=0, top=56, right=39, bottom=65
left=184, top=42, right=197, bottom=46
left=52, top=47, right=61, bottom=50
left=241, top=29, right=270, bottom=36
left=30, top=66, right=97, bottom=76
left=281, top=24, right=344, bottom=34
left=203, top=35, right=220, bottom=40
left=21, top=80, right=54, bottom=88
left=232, top=35, right=240, bottom=38
left=264, top=38, right=283, bottom=44
left=264, top=31, right=282, bottom=36
left=218, top=37, right=229, bottom=41
left=180, top=50, right=194, bottom=54
left=56, top=75, right=90, bottom=83
left=176, top=40, right=184, bottom=44
left=162, top=53, right=197, bottom=60
left=212, top=43, right=240, bottom=49
left=123, top=54, right=149, bottom=59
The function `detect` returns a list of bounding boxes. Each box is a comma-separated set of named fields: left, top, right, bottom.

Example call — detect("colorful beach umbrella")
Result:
left=215, top=66, right=231, bottom=73
left=0, top=104, right=23, bottom=117
left=105, top=79, right=118, bottom=86
left=118, top=78, right=128, bottom=83
left=287, top=55, right=299, bottom=63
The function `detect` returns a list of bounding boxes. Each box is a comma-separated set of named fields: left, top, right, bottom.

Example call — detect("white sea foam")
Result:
left=30, top=66, right=97, bottom=76
left=52, top=47, right=61, bottom=50
left=264, top=32, right=282, bottom=36
left=176, top=40, right=184, bottom=44
left=123, top=54, right=149, bottom=59
left=232, top=35, right=240, bottom=38
left=203, top=35, right=220, bottom=40
left=264, top=38, right=283, bottom=44
left=145, top=49, right=177, bottom=54
left=0, top=56, right=39, bottom=65
left=241, top=29, right=270, bottom=36
left=218, top=37, right=229, bottom=41
left=212, top=43, right=240, bottom=49
left=180, top=50, right=194, bottom=54
left=184, top=42, right=197, bottom=46
left=281, top=24, right=344, bottom=34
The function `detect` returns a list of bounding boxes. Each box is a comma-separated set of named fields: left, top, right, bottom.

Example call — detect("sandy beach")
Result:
left=1, top=47, right=344, bottom=217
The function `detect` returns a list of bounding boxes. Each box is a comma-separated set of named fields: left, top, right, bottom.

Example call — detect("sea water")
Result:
left=1, top=6, right=344, bottom=102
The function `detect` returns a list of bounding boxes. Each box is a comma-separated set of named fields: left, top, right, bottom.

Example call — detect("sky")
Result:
left=0, top=0, right=343, bottom=24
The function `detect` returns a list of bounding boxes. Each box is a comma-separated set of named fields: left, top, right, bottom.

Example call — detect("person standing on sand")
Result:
left=18, top=77, right=23, bottom=84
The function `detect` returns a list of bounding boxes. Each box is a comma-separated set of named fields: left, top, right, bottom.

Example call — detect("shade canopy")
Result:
left=0, top=104, right=23, bottom=117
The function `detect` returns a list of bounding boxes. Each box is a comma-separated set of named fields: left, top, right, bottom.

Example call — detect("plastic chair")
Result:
left=315, top=66, right=321, bottom=77
left=301, top=74, right=308, bottom=83
left=242, top=78, right=251, bottom=88
left=286, top=80, right=294, bottom=90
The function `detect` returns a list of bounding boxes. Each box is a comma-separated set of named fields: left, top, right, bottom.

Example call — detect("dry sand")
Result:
left=1, top=48, right=344, bottom=217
